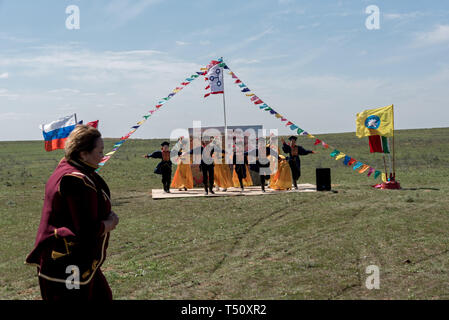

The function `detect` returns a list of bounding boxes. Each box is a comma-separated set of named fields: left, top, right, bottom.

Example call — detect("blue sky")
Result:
left=0, top=0, right=448, bottom=140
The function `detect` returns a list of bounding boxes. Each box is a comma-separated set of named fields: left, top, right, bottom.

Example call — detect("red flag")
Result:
left=314, top=139, right=321, bottom=145
left=368, top=135, right=383, bottom=153
left=87, top=120, right=99, bottom=128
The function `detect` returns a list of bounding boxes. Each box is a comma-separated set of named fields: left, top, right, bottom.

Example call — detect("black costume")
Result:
left=282, top=139, right=313, bottom=189
left=146, top=147, right=173, bottom=193
left=232, top=148, right=249, bottom=190
left=248, top=146, right=272, bottom=192
left=190, top=145, right=222, bottom=194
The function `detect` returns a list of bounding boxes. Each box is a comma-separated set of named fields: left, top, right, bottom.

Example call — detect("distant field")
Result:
left=1, top=127, right=448, bottom=299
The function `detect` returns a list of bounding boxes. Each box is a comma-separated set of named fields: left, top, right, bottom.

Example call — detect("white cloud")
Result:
left=105, top=0, right=162, bottom=27
left=246, top=28, right=274, bottom=43
left=383, top=12, right=421, bottom=20
left=0, top=112, right=32, bottom=120
left=175, top=41, right=190, bottom=46
left=0, top=88, right=19, bottom=100
left=0, top=45, right=200, bottom=84
left=415, top=25, right=449, bottom=46
left=48, top=88, right=80, bottom=94
left=0, top=72, right=8, bottom=79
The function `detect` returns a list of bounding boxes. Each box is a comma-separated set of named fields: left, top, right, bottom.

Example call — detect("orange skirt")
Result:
left=171, top=162, right=193, bottom=189
left=214, top=163, right=233, bottom=188
left=269, top=159, right=292, bottom=190
left=232, top=165, right=253, bottom=187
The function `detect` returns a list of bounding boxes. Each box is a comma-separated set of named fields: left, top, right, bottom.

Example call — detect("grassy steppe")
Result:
left=1, top=127, right=448, bottom=299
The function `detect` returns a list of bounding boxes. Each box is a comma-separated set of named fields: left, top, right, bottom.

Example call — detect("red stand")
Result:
left=373, top=174, right=401, bottom=190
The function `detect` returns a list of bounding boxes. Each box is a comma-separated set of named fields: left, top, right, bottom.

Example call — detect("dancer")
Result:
left=248, top=145, right=272, bottom=192
left=171, top=138, right=193, bottom=191
left=269, top=154, right=293, bottom=190
left=231, top=143, right=252, bottom=191
left=213, top=153, right=233, bottom=191
left=144, top=141, right=173, bottom=193
left=189, top=137, right=221, bottom=195
left=281, top=136, right=315, bottom=189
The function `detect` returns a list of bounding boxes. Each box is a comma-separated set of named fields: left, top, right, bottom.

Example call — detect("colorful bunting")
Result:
left=353, top=162, right=363, bottom=170
left=343, top=156, right=352, bottom=165
left=358, top=165, right=370, bottom=173
left=335, top=153, right=346, bottom=161
left=96, top=66, right=205, bottom=171
left=374, top=170, right=381, bottom=179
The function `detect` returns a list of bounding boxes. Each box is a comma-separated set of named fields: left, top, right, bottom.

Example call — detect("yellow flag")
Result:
left=382, top=173, right=387, bottom=183
left=356, top=105, right=394, bottom=138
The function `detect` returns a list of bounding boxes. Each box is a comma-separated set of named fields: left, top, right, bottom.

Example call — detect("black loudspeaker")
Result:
left=316, top=168, right=331, bottom=191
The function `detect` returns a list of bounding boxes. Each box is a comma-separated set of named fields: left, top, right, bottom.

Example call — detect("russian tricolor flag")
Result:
left=40, top=114, right=77, bottom=152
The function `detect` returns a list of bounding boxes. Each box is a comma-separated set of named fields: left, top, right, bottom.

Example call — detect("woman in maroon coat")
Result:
left=26, top=125, right=119, bottom=300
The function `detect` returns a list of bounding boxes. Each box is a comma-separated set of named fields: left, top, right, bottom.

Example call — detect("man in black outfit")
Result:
left=281, top=136, right=315, bottom=189
left=144, top=141, right=173, bottom=193
left=189, top=138, right=221, bottom=195
left=249, top=145, right=274, bottom=192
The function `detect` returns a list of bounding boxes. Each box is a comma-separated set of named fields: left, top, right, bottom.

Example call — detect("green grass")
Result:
left=1, top=127, right=448, bottom=299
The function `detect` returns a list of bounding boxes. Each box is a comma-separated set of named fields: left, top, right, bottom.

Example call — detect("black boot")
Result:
left=209, top=188, right=215, bottom=195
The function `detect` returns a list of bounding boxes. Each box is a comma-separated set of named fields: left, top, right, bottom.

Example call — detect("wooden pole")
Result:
left=392, top=104, right=395, bottom=179
left=221, top=57, right=227, bottom=136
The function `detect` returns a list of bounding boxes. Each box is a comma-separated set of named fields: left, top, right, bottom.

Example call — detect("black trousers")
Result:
left=288, top=159, right=301, bottom=182
left=260, top=175, right=270, bottom=190
left=161, top=165, right=172, bottom=191
left=201, top=165, right=214, bottom=191
left=234, top=164, right=247, bottom=189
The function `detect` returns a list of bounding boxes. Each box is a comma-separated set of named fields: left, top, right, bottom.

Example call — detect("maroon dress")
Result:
left=26, top=158, right=113, bottom=300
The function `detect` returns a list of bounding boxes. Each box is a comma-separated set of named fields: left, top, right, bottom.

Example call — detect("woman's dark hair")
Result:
left=64, top=125, right=102, bottom=162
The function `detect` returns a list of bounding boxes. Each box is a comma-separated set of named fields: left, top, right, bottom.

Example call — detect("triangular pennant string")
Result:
left=225, top=62, right=381, bottom=180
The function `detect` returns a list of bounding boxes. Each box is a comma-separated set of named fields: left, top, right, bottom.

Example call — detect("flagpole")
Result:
left=392, top=104, right=395, bottom=179
left=74, top=113, right=78, bottom=125
left=221, top=57, right=228, bottom=138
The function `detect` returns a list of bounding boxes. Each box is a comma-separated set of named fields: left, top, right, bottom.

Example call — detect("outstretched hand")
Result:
left=312, top=151, right=318, bottom=154
left=142, top=154, right=149, bottom=158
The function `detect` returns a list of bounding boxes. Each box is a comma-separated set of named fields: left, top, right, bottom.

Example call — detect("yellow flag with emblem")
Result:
left=356, top=105, right=394, bottom=138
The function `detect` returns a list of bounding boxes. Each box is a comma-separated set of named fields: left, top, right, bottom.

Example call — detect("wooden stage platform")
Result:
left=151, top=184, right=316, bottom=199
